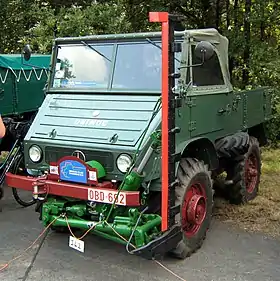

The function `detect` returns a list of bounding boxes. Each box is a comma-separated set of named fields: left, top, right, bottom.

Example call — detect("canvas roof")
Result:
left=182, top=28, right=231, bottom=84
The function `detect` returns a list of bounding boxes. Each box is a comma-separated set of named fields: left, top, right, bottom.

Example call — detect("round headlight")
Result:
left=29, top=145, right=42, bottom=163
left=116, top=154, right=132, bottom=173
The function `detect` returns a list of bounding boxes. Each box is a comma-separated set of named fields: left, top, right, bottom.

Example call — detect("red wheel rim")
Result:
left=181, top=182, right=207, bottom=238
left=245, top=152, right=258, bottom=193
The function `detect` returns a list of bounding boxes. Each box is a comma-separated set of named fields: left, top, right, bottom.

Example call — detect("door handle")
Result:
left=218, top=104, right=231, bottom=115
left=218, top=108, right=226, bottom=114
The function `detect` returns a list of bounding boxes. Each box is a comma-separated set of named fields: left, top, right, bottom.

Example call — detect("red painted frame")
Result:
left=5, top=172, right=140, bottom=206
left=149, top=12, right=169, bottom=232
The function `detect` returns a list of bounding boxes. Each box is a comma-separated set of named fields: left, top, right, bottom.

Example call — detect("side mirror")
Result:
left=22, top=44, right=32, bottom=61
left=194, top=41, right=214, bottom=62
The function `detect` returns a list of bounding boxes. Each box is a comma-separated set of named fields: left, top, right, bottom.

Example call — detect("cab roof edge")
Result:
left=54, top=30, right=187, bottom=43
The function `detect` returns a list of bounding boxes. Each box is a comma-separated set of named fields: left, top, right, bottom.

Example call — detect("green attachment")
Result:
left=86, top=160, right=106, bottom=179
left=49, top=215, right=161, bottom=248
left=121, top=169, right=145, bottom=191
left=42, top=199, right=162, bottom=248
left=65, top=205, right=87, bottom=217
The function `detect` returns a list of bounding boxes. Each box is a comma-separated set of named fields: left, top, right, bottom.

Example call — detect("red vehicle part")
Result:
left=149, top=12, right=170, bottom=232
left=5, top=173, right=140, bottom=206
left=149, top=12, right=181, bottom=232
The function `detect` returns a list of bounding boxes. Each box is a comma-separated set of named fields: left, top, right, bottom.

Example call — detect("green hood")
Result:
left=25, top=93, right=160, bottom=149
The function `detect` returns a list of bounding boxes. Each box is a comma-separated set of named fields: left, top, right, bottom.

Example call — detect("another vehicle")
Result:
left=5, top=12, right=272, bottom=259
left=0, top=52, right=50, bottom=206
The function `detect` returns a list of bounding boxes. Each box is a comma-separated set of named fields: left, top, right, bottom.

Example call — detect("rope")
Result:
left=0, top=215, right=62, bottom=272
left=0, top=211, right=186, bottom=281
left=64, top=214, right=187, bottom=281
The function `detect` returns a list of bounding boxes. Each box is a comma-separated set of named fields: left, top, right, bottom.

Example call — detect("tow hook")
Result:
left=32, top=178, right=47, bottom=200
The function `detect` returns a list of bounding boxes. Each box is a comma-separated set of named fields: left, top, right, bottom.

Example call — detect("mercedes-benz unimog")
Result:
left=5, top=12, right=272, bottom=259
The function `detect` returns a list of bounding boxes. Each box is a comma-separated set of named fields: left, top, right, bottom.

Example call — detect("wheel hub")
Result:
left=187, top=194, right=206, bottom=225
left=182, top=182, right=207, bottom=237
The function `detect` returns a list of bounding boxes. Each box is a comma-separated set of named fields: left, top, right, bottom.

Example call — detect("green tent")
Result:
left=0, top=54, right=51, bottom=116
left=0, top=54, right=50, bottom=70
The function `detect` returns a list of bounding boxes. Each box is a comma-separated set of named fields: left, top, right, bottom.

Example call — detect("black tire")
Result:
left=11, top=153, right=36, bottom=207
left=225, top=136, right=261, bottom=204
left=169, top=158, right=214, bottom=259
left=215, top=132, right=250, bottom=159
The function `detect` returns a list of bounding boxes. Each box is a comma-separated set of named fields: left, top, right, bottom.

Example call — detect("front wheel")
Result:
left=11, top=153, right=36, bottom=207
left=169, top=158, right=214, bottom=259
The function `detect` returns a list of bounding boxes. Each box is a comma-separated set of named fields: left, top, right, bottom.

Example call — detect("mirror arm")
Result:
left=178, top=62, right=204, bottom=70
left=178, top=52, right=206, bottom=70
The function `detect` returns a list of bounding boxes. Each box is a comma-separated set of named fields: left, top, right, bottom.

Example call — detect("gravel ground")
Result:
left=0, top=187, right=280, bottom=281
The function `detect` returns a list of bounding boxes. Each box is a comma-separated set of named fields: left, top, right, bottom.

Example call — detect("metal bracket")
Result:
left=171, top=153, right=181, bottom=163
left=169, top=127, right=181, bottom=134
left=188, top=121, right=196, bottom=131
left=186, top=97, right=196, bottom=107
left=169, top=204, right=180, bottom=217
left=172, top=42, right=182, bottom=53
left=170, top=97, right=182, bottom=108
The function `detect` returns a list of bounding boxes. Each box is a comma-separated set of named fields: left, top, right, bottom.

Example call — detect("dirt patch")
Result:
left=213, top=147, right=280, bottom=239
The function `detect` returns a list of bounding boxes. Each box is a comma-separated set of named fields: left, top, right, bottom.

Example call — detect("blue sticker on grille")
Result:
left=59, top=160, right=87, bottom=184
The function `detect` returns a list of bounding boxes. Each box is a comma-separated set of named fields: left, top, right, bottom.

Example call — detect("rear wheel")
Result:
left=11, top=152, right=37, bottom=207
left=225, top=136, right=261, bottom=204
left=169, top=158, right=213, bottom=259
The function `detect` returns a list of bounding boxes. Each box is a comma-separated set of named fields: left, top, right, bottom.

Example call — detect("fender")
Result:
left=175, top=137, right=219, bottom=174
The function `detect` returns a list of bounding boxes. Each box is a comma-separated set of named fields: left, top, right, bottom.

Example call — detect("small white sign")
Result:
left=49, top=165, right=59, bottom=175
left=69, top=236, right=85, bottom=253
left=88, top=170, right=97, bottom=181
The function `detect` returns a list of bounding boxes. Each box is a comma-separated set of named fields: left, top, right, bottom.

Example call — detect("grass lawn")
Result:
left=213, top=146, right=280, bottom=239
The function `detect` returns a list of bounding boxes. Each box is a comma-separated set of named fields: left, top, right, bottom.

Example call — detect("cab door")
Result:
left=188, top=45, right=233, bottom=139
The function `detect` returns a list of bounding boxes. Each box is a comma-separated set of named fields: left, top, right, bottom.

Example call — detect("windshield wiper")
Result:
left=145, top=38, right=181, bottom=63
left=81, top=41, right=112, bottom=62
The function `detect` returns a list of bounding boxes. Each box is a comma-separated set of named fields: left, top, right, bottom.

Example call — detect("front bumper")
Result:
left=5, top=172, right=140, bottom=206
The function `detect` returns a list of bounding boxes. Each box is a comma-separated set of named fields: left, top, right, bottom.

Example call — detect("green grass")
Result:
left=214, top=146, right=280, bottom=239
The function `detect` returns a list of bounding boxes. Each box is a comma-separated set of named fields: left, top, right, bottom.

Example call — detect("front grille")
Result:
left=45, top=146, right=114, bottom=172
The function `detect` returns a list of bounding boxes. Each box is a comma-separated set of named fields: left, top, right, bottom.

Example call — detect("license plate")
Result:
left=69, top=236, right=85, bottom=253
left=88, top=188, right=126, bottom=205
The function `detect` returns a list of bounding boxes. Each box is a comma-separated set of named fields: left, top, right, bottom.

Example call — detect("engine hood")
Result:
left=25, top=93, right=161, bottom=149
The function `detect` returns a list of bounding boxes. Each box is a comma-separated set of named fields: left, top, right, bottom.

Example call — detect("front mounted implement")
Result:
left=5, top=12, right=184, bottom=259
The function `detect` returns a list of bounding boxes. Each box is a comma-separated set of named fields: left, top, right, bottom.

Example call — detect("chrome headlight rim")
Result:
left=116, top=153, right=132, bottom=174
left=29, top=145, right=43, bottom=163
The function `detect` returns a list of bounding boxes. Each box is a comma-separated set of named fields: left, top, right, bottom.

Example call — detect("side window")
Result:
left=191, top=45, right=224, bottom=87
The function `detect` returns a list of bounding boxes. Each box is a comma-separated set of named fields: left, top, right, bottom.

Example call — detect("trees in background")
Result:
left=1, top=0, right=280, bottom=143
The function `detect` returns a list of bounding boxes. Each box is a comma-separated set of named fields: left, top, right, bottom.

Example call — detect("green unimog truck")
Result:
left=0, top=53, right=50, bottom=205
left=6, top=12, right=272, bottom=260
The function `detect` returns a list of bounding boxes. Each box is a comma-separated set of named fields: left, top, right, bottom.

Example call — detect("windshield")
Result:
left=53, top=43, right=114, bottom=88
left=52, top=41, right=181, bottom=91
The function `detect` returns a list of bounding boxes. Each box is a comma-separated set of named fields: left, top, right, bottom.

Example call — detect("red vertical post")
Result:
left=149, top=12, right=169, bottom=232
